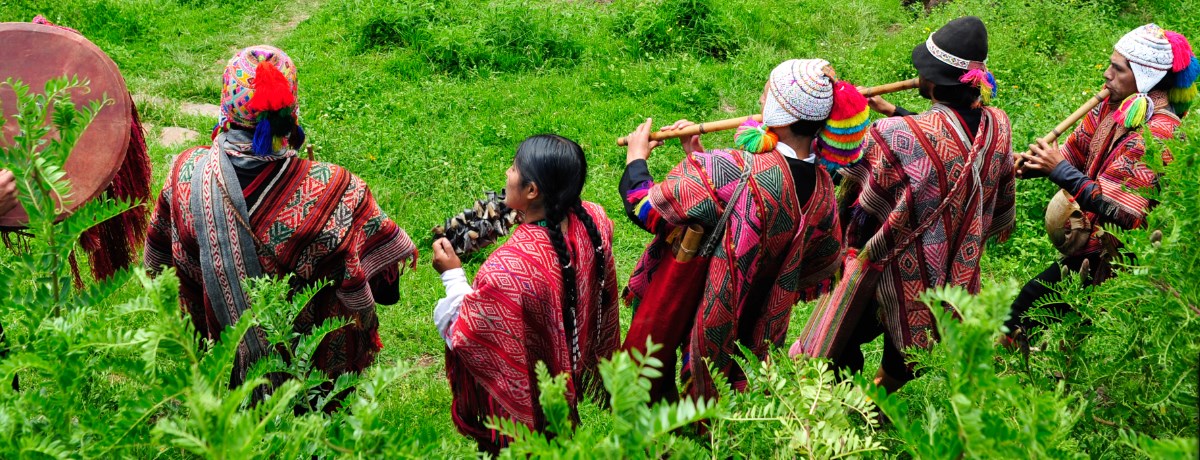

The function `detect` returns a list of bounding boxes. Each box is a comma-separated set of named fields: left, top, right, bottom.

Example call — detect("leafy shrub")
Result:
left=710, top=350, right=885, bottom=459
left=1016, top=124, right=1200, bottom=455
left=0, top=77, right=436, bottom=458
left=865, top=284, right=1088, bottom=459
left=615, top=0, right=739, bottom=61
left=495, top=341, right=717, bottom=458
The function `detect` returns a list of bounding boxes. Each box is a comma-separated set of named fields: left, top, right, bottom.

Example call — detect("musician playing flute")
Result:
left=792, top=17, right=1016, bottom=393
left=1009, top=24, right=1197, bottom=338
left=620, top=59, right=869, bottom=401
left=144, top=46, right=417, bottom=405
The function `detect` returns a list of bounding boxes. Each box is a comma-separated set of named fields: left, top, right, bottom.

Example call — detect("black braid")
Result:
left=570, top=204, right=609, bottom=329
left=512, top=133, right=590, bottom=367
left=544, top=205, right=579, bottom=363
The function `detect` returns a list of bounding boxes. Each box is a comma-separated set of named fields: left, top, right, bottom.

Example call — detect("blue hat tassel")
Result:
left=252, top=116, right=275, bottom=156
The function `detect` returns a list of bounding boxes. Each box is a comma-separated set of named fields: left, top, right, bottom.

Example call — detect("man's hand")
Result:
left=0, top=170, right=17, bottom=216
left=1016, top=138, right=1066, bottom=178
left=432, top=238, right=462, bottom=274
left=625, top=118, right=664, bottom=165
left=858, top=86, right=897, bottom=116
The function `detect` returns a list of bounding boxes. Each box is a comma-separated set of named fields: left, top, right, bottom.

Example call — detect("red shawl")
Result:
left=446, top=202, right=620, bottom=451
left=144, top=147, right=416, bottom=378
left=838, top=105, right=1015, bottom=353
left=625, top=149, right=841, bottom=399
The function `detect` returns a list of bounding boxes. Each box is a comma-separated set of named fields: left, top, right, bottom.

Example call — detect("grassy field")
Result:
left=2, top=0, right=1197, bottom=456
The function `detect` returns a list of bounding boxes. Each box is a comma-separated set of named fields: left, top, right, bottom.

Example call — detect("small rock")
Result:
left=159, top=127, right=199, bottom=146
left=180, top=102, right=221, bottom=119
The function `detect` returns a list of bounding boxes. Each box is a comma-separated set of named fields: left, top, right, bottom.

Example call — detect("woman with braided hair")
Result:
left=432, top=134, right=620, bottom=454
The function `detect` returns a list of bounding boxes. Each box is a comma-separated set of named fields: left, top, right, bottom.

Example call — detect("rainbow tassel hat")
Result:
left=815, top=82, right=870, bottom=171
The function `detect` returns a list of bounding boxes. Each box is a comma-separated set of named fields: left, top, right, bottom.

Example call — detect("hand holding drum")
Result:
left=615, top=78, right=919, bottom=146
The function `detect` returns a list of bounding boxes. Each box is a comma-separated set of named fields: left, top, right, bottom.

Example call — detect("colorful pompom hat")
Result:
left=215, top=45, right=306, bottom=156
left=736, top=59, right=869, bottom=171
left=1113, top=24, right=1199, bottom=128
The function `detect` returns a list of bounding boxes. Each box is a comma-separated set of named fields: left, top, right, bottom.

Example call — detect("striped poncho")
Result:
left=1048, top=90, right=1181, bottom=257
left=828, top=105, right=1016, bottom=354
left=145, top=139, right=416, bottom=386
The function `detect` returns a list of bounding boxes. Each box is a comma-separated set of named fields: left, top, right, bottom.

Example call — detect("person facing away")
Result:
left=620, top=58, right=869, bottom=401
left=791, top=16, right=1016, bottom=394
left=144, top=45, right=417, bottom=400
left=431, top=134, right=620, bottom=454
left=1009, top=24, right=1196, bottom=339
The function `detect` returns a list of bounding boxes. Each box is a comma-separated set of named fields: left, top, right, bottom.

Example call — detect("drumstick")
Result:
left=616, top=79, right=919, bottom=146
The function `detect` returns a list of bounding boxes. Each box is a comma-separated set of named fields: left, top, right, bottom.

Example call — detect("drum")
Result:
left=1045, top=189, right=1096, bottom=255
left=0, top=22, right=133, bottom=226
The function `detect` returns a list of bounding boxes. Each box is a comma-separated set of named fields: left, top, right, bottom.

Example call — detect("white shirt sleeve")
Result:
left=433, top=268, right=473, bottom=349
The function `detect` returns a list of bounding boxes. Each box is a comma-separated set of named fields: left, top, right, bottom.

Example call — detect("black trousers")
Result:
left=832, top=301, right=916, bottom=383
left=1006, top=253, right=1105, bottom=334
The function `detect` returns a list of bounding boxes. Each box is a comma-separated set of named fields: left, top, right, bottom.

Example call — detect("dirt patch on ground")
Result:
left=414, top=354, right=440, bottom=368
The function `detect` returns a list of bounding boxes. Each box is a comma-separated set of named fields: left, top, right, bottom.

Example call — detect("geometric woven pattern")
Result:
left=1056, top=90, right=1181, bottom=257
left=445, top=203, right=620, bottom=449
left=144, top=146, right=416, bottom=379
left=624, top=147, right=842, bottom=400
left=830, top=104, right=1016, bottom=355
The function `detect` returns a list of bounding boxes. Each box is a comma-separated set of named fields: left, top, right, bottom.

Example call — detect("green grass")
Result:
left=3, top=0, right=1197, bottom=455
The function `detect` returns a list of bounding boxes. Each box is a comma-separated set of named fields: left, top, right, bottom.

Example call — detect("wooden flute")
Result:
left=1016, top=88, right=1110, bottom=169
left=616, top=78, right=919, bottom=146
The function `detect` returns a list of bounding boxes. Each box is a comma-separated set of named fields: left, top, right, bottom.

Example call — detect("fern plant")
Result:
left=0, top=77, right=432, bottom=459
left=864, top=283, right=1087, bottom=459
left=1010, top=123, right=1200, bottom=456
left=493, top=341, right=719, bottom=458
left=709, top=348, right=885, bottom=459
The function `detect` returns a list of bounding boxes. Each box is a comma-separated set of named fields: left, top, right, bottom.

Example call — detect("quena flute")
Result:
left=1016, top=87, right=1110, bottom=168
left=616, top=78, right=919, bottom=146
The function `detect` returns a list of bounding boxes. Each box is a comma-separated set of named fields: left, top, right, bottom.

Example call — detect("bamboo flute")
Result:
left=1016, top=88, right=1110, bottom=169
left=616, top=78, right=920, bottom=146
left=1039, top=88, right=1110, bottom=144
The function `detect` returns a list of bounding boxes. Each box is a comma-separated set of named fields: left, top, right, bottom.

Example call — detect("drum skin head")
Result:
left=1045, top=189, right=1091, bottom=255
left=0, top=22, right=131, bottom=227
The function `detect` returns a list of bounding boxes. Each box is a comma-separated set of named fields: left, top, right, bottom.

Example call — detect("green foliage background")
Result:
left=0, top=0, right=1197, bottom=457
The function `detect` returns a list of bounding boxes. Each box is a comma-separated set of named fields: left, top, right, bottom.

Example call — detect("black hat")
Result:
left=911, top=16, right=989, bottom=86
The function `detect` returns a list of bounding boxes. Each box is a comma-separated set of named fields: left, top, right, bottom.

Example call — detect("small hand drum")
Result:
left=0, top=22, right=132, bottom=227
left=1045, top=189, right=1096, bottom=255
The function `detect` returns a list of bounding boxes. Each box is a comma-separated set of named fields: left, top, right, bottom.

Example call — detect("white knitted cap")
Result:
left=763, top=59, right=835, bottom=127
left=1115, top=24, right=1174, bottom=93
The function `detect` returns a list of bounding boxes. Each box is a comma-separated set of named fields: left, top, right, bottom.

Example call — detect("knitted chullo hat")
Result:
left=216, top=45, right=305, bottom=156
left=737, top=59, right=869, bottom=171
left=912, top=16, right=997, bottom=107
left=1112, top=24, right=1199, bottom=126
